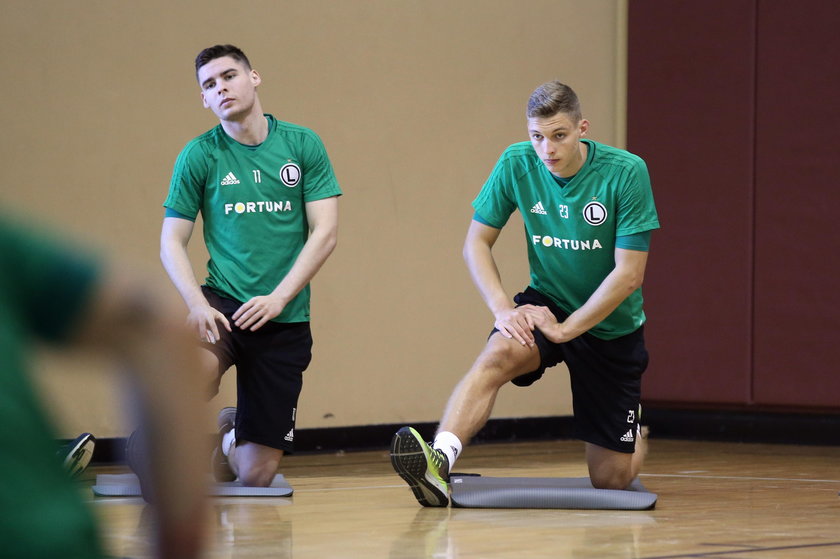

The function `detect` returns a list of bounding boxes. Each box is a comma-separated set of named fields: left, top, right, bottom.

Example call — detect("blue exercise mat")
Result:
left=449, top=474, right=656, bottom=510
left=92, top=473, right=293, bottom=497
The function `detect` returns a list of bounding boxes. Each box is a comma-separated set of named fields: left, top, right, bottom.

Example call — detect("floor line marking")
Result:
left=640, top=540, right=840, bottom=558
left=294, top=484, right=407, bottom=493
left=640, top=473, right=840, bottom=483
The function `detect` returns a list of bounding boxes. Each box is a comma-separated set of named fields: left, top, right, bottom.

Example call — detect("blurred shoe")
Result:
left=125, top=428, right=153, bottom=503
left=211, top=407, right=237, bottom=482
left=60, top=433, right=95, bottom=479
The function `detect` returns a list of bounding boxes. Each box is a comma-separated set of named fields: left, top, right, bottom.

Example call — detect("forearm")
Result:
left=125, top=322, right=208, bottom=558
left=75, top=268, right=209, bottom=559
left=269, top=225, right=337, bottom=304
left=463, top=238, right=512, bottom=316
left=160, top=239, right=208, bottom=310
left=560, top=267, right=640, bottom=340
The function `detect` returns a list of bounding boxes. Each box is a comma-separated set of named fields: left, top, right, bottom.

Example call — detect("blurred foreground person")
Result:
left=0, top=211, right=209, bottom=559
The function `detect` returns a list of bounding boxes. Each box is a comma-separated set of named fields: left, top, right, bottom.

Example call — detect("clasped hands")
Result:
left=189, top=294, right=286, bottom=343
left=493, top=304, right=569, bottom=347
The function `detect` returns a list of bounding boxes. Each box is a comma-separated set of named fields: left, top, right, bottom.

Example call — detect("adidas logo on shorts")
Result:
left=284, top=429, right=294, bottom=442
left=620, top=429, right=635, bottom=443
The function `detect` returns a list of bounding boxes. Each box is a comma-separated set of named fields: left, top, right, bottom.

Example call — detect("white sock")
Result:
left=433, top=431, right=462, bottom=471
left=222, top=429, right=236, bottom=456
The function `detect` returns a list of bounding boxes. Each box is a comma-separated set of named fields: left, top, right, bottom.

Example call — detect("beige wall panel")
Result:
left=1, top=0, right=626, bottom=437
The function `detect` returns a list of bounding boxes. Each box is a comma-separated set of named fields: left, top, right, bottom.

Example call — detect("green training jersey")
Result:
left=472, top=139, right=660, bottom=339
left=164, top=114, right=342, bottom=323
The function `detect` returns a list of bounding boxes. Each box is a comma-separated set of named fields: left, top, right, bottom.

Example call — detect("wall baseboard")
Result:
left=642, top=408, right=840, bottom=446
left=70, top=409, right=840, bottom=465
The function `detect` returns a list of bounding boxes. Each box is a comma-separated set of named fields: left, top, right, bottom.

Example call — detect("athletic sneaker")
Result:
left=125, top=428, right=153, bottom=503
left=125, top=429, right=143, bottom=474
left=390, top=427, right=450, bottom=507
left=59, top=433, right=96, bottom=479
left=211, top=407, right=237, bottom=482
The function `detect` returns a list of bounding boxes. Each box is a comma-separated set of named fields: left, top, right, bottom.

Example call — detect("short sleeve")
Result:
left=301, top=131, right=342, bottom=203
left=471, top=148, right=519, bottom=229
left=615, top=157, right=660, bottom=237
left=163, top=140, right=209, bottom=219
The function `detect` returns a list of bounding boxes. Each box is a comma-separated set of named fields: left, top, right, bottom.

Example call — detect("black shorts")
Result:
left=498, top=287, right=649, bottom=453
left=201, top=286, right=312, bottom=453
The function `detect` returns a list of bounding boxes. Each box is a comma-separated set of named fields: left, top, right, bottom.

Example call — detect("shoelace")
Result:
left=428, top=446, right=449, bottom=477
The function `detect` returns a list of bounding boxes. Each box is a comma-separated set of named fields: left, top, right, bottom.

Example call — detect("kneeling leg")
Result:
left=585, top=435, right=647, bottom=490
left=230, top=441, right=284, bottom=487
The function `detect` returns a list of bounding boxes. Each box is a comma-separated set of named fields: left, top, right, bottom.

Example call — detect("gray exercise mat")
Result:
left=449, top=475, right=656, bottom=510
left=92, top=473, right=293, bottom=497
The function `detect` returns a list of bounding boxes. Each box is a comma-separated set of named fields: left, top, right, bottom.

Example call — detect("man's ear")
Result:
left=579, top=118, right=590, bottom=137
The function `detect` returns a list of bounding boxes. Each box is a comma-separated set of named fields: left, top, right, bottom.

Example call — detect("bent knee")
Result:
left=203, top=371, right=222, bottom=400
left=206, top=382, right=220, bottom=400
left=476, top=339, right=540, bottom=381
left=233, top=447, right=283, bottom=487
left=238, top=467, right=278, bottom=487
left=590, top=469, right=634, bottom=490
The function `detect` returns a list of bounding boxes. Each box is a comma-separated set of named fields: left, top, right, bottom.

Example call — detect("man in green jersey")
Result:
left=391, top=81, right=659, bottom=506
left=0, top=213, right=208, bottom=558
left=161, top=45, right=341, bottom=486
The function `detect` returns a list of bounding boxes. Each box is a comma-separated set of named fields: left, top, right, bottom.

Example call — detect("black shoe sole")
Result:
left=63, top=433, right=95, bottom=478
left=389, top=428, right=448, bottom=507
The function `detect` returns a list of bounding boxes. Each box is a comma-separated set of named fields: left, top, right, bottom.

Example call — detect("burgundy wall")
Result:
left=628, top=1, right=840, bottom=410
left=752, top=1, right=840, bottom=406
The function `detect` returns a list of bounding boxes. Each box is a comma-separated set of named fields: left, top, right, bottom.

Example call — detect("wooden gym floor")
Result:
left=86, top=438, right=840, bottom=558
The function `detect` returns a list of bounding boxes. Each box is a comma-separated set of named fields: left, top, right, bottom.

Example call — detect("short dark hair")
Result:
left=526, top=81, right=582, bottom=122
left=195, top=44, right=252, bottom=78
